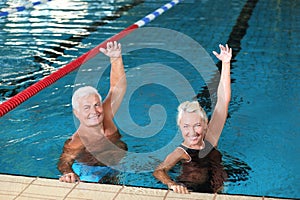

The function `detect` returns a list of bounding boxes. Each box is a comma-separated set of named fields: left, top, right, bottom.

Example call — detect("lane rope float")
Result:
left=0, top=0, right=182, bottom=117
left=0, top=0, right=53, bottom=17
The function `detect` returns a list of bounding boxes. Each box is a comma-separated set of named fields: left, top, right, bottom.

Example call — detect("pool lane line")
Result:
left=34, top=0, right=181, bottom=64
left=0, top=0, right=52, bottom=17
left=217, top=0, right=259, bottom=70
left=0, top=1, right=145, bottom=100
left=33, top=0, right=145, bottom=64
left=196, top=0, right=259, bottom=112
left=0, top=0, right=182, bottom=117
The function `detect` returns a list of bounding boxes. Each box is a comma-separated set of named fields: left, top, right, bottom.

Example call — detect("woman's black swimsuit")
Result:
left=177, top=140, right=227, bottom=193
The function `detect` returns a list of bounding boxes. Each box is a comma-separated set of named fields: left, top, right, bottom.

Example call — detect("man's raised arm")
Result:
left=100, top=41, right=126, bottom=116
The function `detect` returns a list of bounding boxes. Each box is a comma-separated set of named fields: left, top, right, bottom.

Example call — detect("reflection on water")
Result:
left=222, top=152, right=251, bottom=183
left=0, top=0, right=138, bottom=101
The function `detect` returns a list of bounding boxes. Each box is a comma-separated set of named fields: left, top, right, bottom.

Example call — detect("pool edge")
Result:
left=0, top=174, right=293, bottom=200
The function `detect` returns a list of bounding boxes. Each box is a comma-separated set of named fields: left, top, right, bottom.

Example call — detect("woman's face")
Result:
left=179, top=112, right=206, bottom=148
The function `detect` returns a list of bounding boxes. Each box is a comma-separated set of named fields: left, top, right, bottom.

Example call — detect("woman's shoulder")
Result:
left=175, top=145, right=191, bottom=162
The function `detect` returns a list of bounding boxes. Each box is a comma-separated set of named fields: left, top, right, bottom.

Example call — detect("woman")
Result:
left=153, top=44, right=232, bottom=194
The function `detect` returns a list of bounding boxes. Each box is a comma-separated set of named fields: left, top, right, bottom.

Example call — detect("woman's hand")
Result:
left=169, top=183, right=189, bottom=194
left=59, top=172, right=80, bottom=183
left=213, top=44, right=232, bottom=63
left=100, top=41, right=122, bottom=58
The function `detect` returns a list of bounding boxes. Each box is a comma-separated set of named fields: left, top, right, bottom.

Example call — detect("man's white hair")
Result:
left=177, top=101, right=208, bottom=126
left=72, top=86, right=102, bottom=110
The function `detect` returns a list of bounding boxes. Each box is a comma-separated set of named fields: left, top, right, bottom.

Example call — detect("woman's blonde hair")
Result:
left=177, top=101, right=208, bottom=126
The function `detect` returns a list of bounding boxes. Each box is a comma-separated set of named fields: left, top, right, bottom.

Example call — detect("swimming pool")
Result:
left=0, top=0, right=299, bottom=199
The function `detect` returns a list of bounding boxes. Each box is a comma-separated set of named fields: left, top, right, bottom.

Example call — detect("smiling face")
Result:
left=179, top=111, right=207, bottom=148
left=176, top=101, right=208, bottom=149
left=74, top=94, right=104, bottom=127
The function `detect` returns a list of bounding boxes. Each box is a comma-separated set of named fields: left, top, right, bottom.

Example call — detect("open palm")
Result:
left=213, top=44, right=232, bottom=63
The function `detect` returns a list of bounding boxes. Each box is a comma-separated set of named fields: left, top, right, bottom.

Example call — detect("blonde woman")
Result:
left=153, top=44, right=232, bottom=193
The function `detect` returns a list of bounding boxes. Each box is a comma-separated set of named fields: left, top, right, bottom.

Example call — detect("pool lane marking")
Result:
left=0, top=0, right=53, bottom=17
left=0, top=0, right=182, bottom=117
left=33, top=1, right=146, bottom=65
left=134, top=0, right=179, bottom=27
left=196, top=0, right=259, bottom=110
left=1, top=1, right=146, bottom=103
left=216, top=0, right=259, bottom=70
left=33, top=0, right=181, bottom=65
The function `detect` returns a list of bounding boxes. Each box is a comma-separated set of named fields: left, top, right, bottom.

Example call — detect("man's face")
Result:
left=74, top=94, right=104, bottom=127
left=179, top=112, right=206, bottom=147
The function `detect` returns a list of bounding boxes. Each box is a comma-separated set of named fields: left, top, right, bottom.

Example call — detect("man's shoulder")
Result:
left=65, top=132, right=83, bottom=149
left=104, top=127, right=120, bottom=138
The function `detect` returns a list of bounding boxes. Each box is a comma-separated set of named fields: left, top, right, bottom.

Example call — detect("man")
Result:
left=153, top=44, right=232, bottom=193
left=58, top=41, right=127, bottom=183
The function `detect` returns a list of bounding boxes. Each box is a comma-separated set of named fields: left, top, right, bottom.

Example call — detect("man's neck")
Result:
left=78, top=123, right=105, bottom=137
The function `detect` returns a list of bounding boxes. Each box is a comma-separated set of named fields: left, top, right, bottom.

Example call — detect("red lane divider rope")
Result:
left=0, top=24, right=138, bottom=117
left=0, top=0, right=181, bottom=117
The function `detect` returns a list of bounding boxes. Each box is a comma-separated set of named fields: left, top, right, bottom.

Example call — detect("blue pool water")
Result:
left=0, top=0, right=299, bottom=199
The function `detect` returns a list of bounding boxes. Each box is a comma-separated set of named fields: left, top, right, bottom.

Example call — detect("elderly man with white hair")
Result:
left=57, top=41, right=127, bottom=183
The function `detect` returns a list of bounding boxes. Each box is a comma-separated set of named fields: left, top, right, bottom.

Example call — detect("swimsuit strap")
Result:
left=177, top=145, right=192, bottom=162
left=178, top=140, right=215, bottom=159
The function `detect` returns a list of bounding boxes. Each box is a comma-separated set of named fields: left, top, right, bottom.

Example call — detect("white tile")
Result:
left=166, top=190, right=215, bottom=200
left=216, top=194, right=261, bottom=200
left=121, top=186, right=167, bottom=196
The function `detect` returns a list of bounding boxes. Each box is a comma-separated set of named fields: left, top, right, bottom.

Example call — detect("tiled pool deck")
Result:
left=0, top=174, right=291, bottom=200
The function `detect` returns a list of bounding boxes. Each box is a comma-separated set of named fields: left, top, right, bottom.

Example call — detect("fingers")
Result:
left=99, top=47, right=107, bottom=54
left=225, top=44, right=232, bottom=54
left=99, top=41, right=121, bottom=58
left=219, top=44, right=225, bottom=51
left=213, top=44, right=232, bottom=58
left=212, top=50, right=218, bottom=56
left=107, top=41, right=113, bottom=49
left=170, top=184, right=189, bottom=194
left=212, top=44, right=226, bottom=56
left=221, top=44, right=232, bottom=54
left=104, top=41, right=121, bottom=51
left=217, top=44, right=230, bottom=53
left=219, top=44, right=226, bottom=52
left=59, top=173, right=80, bottom=183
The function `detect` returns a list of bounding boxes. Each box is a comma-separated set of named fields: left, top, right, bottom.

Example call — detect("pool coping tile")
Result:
left=0, top=174, right=294, bottom=200
left=165, top=191, right=215, bottom=200
left=0, top=174, right=35, bottom=184
left=115, top=186, right=167, bottom=200
left=17, top=183, right=74, bottom=200
left=75, top=181, right=122, bottom=192
left=216, top=194, right=262, bottom=200
left=0, top=174, right=36, bottom=198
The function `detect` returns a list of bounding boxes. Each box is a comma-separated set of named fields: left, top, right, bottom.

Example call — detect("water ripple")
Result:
left=0, top=0, right=138, bottom=101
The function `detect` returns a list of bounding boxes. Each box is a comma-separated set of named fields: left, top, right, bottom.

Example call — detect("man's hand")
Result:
left=213, top=44, right=232, bottom=63
left=59, top=172, right=80, bottom=183
left=100, top=41, right=122, bottom=58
